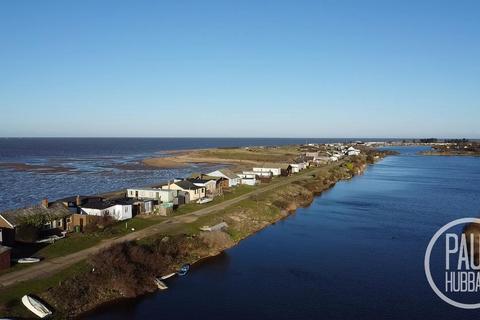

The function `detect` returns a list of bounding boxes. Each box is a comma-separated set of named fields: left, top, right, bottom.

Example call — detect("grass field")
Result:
left=0, top=261, right=89, bottom=318
left=195, top=145, right=299, bottom=163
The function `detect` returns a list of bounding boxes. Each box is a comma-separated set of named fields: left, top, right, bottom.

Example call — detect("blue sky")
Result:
left=0, top=0, right=478, bottom=138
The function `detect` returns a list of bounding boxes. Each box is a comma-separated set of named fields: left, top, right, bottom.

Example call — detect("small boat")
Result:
left=160, top=273, right=176, bottom=280
left=197, top=197, right=213, bottom=204
left=17, top=257, right=41, bottom=264
left=154, top=278, right=168, bottom=290
left=22, top=295, right=52, bottom=318
left=177, top=264, right=190, bottom=276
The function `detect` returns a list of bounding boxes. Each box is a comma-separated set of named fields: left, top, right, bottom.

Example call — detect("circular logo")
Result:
left=425, top=217, right=480, bottom=309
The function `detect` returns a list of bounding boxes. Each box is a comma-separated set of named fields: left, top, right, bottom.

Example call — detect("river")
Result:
left=89, top=146, right=480, bottom=319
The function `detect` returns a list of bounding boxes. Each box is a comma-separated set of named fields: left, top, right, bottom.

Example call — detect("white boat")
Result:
left=160, top=273, right=176, bottom=280
left=154, top=278, right=168, bottom=290
left=197, top=197, right=213, bottom=204
left=21, top=295, right=52, bottom=318
left=17, top=257, right=41, bottom=264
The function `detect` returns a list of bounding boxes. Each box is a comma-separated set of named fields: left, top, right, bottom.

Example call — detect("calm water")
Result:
left=89, top=146, right=480, bottom=319
left=0, top=138, right=362, bottom=211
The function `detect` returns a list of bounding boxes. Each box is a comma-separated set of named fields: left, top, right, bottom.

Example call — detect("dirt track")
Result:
left=0, top=167, right=326, bottom=289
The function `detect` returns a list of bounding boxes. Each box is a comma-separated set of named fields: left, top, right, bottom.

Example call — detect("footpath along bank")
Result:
left=0, top=149, right=394, bottom=318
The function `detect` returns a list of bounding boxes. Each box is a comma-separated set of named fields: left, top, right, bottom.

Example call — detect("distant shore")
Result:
left=142, top=146, right=298, bottom=171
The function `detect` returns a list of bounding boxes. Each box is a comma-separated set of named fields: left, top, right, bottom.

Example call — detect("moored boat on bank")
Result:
left=160, top=273, right=176, bottom=280
left=177, top=264, right=190, bottom=276
left=154, top=278, right=168, bottom=290
left=21, top=295, right=52, bottom=318
left=17, top=257, right=41, bottom=264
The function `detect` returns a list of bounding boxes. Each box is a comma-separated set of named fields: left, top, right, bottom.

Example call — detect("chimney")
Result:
left=41, top=198, right=49, bottom=208
left=76, top=195, right=81, bottom=206
left=168, top=180, right=170, bottom=189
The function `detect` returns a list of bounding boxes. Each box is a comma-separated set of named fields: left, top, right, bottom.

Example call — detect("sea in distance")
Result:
left=0, top=137, right=385, bottom=211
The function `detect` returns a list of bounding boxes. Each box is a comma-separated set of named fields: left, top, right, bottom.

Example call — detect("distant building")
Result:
left=242, top=170, right=272, bottom=178
left=163, top=180, right=206, bottom=202
left=127, top=188, right=177, bottom=202
left=186, top=178, right=217, bottom=195
left=252, top=166, right=282, bottom=176
left=207, top=169, right=240, bottom=187
left=237, top=174, right=258, bottom=186
left=346, top=147, right=361, bottom=156
left=56, top=195, right=104, bottom=213
left=189, top=174, right=229, bottom=194
left=79, top=199, right=133, bottom=221
left=305, top=152, right=319, bottom=159
left=0, top=200, right=71, bottom=245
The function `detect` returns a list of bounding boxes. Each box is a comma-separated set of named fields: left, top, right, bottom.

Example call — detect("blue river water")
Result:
left=89, top=146, right=480, bottom=319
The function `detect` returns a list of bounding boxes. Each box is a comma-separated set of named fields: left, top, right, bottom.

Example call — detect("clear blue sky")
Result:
left=0, top=0, right=479, bottom=138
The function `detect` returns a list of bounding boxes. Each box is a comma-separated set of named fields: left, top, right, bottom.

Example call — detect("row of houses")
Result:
left=0, top=145, right=362, bottom=249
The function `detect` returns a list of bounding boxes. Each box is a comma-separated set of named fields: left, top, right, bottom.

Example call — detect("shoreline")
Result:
left=70, top=153, right=382, bottom=318
left=419, top=151, right=480, bottom=157
left=0, top=147, right=392, bottom=318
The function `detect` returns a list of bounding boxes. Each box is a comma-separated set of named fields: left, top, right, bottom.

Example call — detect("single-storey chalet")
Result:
left=189, top=174, right=229, bottom=193
left=187, top=178, right=217, bottom=195
left=346, top=147, right=361, bottom=156
left=0, top=201, right=71, bottom=245
left=163, top=180, right=206, bottom=202
left=126, top=188, right=177, bottom=203
left=207, top=169, right=240, bottom=187
left=252, top=165, right=283, bottom=176
left=79, top=199, right=133, bottom=221
left=237, top=174, right=257, bottom=186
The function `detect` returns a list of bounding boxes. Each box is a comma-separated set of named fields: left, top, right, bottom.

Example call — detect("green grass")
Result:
left=37, top=233, right=102, bottom=259
left=0, top=261, right=90, bottom=318
left=38, top=216, right=163, bottom=259
left=172, top=185, right=256, bottom=216
left=198, top=147, right=298, bottom=162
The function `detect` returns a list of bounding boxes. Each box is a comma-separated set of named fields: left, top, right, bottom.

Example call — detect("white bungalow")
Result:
left=207, top=169, right=240, bottom=187
left=290, top=162, right=307, bottom=173
left=346, top=147, right=361, bottom=156
left=80, top=200, right=133, bottom=221
left=237, top=174, right=258, bottom=186
left=242, top=170, right=272, bottom=178
left=187, top=178, right=217, bottom=194
left=126, top=188, right=177, bottom=203
left=305, top=152, right=319, bottom=159
left=252, top=166, right=282, bottom=176
left=163, top=180, right=206, bottom=202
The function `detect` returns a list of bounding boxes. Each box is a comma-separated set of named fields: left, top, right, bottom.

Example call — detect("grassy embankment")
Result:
left=0, top=149, right=388, bottom=319
left=0, top=147, right=392, bottom=318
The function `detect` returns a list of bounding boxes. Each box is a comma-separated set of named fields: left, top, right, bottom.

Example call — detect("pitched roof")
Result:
left=210, top=169, right=238, bottom=180
left=0, top=202, right=71, bottom=227
left=55, top=195, right=104, bottom=205
left=173, top=180, right=203, bottom=190
left=187, top=178, right=215, bottom=184
left=81, top=198, right=135, bottom=210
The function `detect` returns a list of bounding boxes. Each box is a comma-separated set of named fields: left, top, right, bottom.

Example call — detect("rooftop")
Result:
left=173, top=180, right=203, bottom=190
left=0, top=202, right=72, bottom=227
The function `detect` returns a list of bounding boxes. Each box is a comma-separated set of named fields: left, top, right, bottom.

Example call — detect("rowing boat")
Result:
left=22, top=295, right=52, bottom=318
left=154, top=278, right=168, bottom=290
